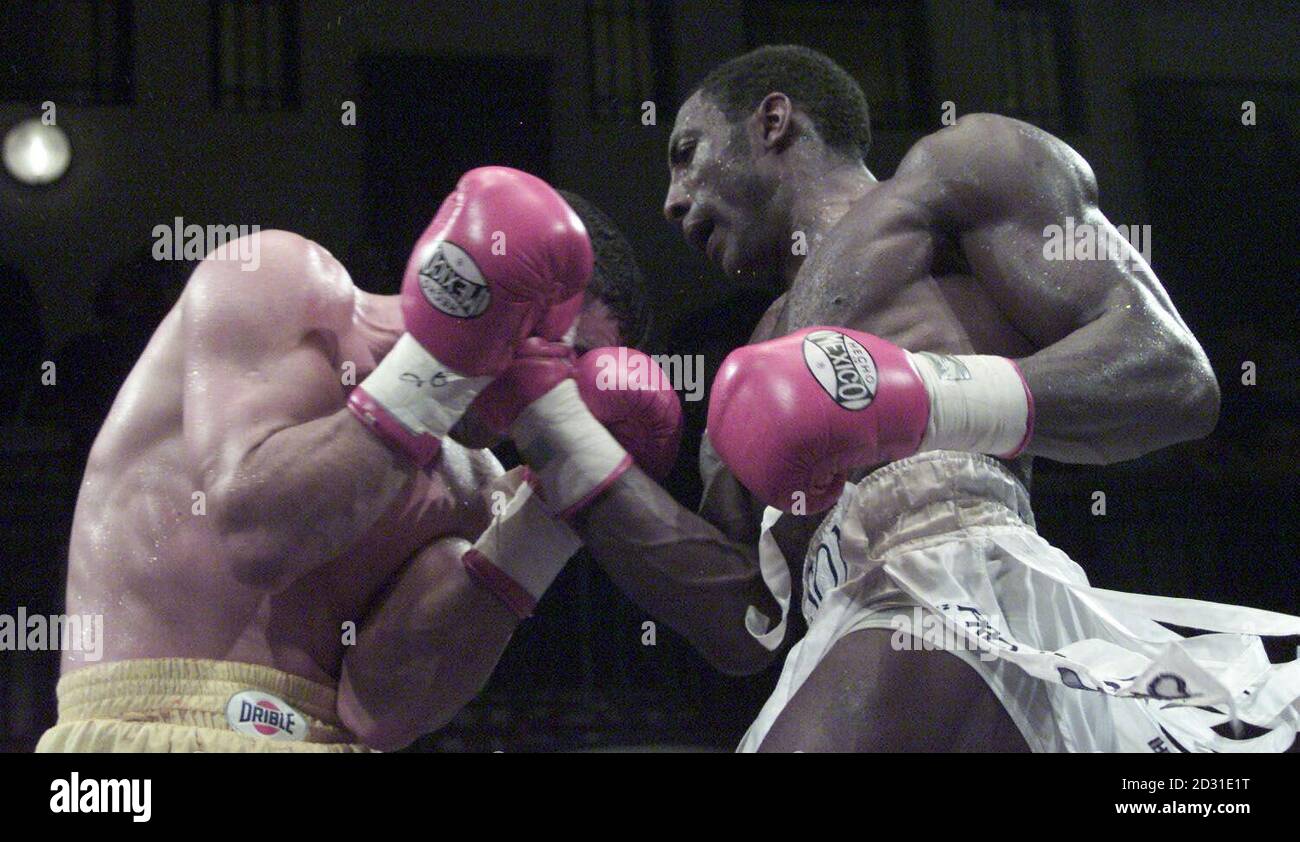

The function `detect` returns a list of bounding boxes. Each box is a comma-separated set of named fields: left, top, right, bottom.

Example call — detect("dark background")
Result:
left=0, top=0, right=1296, bottom=751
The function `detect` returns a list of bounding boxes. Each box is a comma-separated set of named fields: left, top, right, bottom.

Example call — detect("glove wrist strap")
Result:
left=909, top=352, right=1034, bottom=458
left=510, top=379, right=632, bottom=518
left=461, top=483, right=582, bottom=619
left=347, top=333, right=493, bottom=466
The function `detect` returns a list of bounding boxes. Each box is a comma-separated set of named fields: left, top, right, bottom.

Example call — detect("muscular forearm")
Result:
left=571, top=470, right=780, bottom=676
left=1018, top=308, right=1220, bottom=463
left=209, top=409, right=413, bottom=588
left=337, top=537, right=518, bottom=750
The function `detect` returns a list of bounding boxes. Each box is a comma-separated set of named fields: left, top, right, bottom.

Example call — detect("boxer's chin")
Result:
left=726, top=253, right=780, bottom=290
left=448, top=412, right=505, bottom=450
left=719, top=236, right=772, bottom=287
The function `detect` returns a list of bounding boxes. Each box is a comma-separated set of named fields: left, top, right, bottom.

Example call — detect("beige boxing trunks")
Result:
left=36, top=658, right=372, bottom=752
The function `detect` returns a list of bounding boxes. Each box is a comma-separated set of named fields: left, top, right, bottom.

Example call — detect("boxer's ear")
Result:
left=751, top=92, right=795, bottom=152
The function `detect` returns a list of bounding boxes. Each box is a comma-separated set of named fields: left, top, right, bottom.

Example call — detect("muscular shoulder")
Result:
left=183, top=229, right=355, bottom=352
left=898, top=113, right=1098, bottom=222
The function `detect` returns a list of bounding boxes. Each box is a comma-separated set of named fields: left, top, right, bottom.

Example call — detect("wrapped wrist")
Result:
left=461, top=482, right=583, bottom=618
left=348, top=333, right=494, bottom=466
left=510, top=379, right=632, bottom=518
left=909, top=351, right=1034, bottom=458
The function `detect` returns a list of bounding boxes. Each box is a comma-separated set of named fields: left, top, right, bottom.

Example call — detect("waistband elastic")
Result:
left=845, top=451, right=1035, bottom=554
left=54, top=658, right=355, bottom=743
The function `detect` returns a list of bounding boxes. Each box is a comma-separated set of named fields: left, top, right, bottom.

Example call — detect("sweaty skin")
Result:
left=64, top=229, right=611, bottom=749
left=571, top=95, right=1219, bottom=750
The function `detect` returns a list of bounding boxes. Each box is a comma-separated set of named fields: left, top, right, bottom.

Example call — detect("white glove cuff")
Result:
left=510, top=379, right=631, bottom=517
left=357, top=333, right=493, bottom=440
left=462, top=482, right=581, bottom=618
left=909, top=352, right=1033, bottom=458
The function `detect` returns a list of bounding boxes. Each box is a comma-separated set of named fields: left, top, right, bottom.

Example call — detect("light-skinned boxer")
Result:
left=507, top=47, right=1300, bottom=752
left=37, top=168, right=681, bottom=752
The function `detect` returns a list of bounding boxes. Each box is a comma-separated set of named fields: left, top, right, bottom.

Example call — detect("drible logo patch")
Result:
left=802, top=330, right=878, bottom=410
left=417, top=240, right=490, bottom=318
left=226, top=690, right=308, bottom=741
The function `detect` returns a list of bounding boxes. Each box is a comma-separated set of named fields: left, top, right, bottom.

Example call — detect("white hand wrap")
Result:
left=908, top=351, right=1034, bottom=458
left=348, top=333, right=494, bottom=466
left=360, top=334, right=493, bottom=438
left=461, top=482, right=582, bottom=619
left=509, top=379, right=632, bottom=518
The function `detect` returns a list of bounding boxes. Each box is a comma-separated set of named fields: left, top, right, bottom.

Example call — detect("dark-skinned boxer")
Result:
left=506, top=47, right=1300, bottom=752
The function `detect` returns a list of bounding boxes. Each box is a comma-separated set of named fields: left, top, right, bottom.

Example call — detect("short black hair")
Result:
left=558, top=190, right=651, bottom=349
left=693, top=44, right=871, bottom=161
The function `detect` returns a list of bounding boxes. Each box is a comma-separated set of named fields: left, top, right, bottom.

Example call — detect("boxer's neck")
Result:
left=780, top=160, right=878, bottom=284
left=353, top=290, right=404, bottom=357
left=788, top=163, right=877, bottom=235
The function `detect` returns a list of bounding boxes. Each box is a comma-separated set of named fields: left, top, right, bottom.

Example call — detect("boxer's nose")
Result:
left=663, top=181, right=690, bottom=224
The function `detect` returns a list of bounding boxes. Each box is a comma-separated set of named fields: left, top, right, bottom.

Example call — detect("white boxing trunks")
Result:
left=738, top=451, right=1300, bottom=752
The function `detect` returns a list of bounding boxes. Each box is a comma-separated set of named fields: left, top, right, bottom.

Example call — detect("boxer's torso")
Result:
left=64, top=239, right=498, bottom=684
left=730, top=132, right=1039, bottom=568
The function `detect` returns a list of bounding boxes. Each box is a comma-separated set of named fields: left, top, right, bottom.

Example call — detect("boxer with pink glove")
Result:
left=460, top=346, right=683, bottom=618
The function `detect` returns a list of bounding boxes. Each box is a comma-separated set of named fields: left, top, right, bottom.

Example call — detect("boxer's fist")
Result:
left=534, top=292, right=584, bottom=344
left=348, top=168, right=592, bottom=466
left=402, top=167, right=592, bottom=376
left=708, top=326, right=1033, bottom=514
left=575, top=347, right=682, bottom=481
left=510, top=344, right=689, bottom=517
left=454, top=344, right=685, bottom=481
left=708, top=327, right=929, bottom=514
left=454, top=336, right=576, bottom=445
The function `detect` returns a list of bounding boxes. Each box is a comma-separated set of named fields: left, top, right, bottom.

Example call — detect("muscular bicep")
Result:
left=960, top=205, right=1195, bottom=351
left=338, top=533, right=517, bottom=747
left=914, top=114, right=1194, bottom=347
left=182, top=231, right=353, bottom=493
left=906, top=115, right=1218, bottom=461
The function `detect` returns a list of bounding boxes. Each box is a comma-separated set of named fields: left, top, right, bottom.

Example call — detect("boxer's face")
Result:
left=664, top=91, right=787, bottom=285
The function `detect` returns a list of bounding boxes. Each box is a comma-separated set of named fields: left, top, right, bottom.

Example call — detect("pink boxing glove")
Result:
left=451, top=292, right=585, bottom=447
left=708, top=327, right=1033, bottom=514
left=348, top=167, right=593, bottom=467
left=574, top=347, right=683, bottom=482
left=462, top=346, right=683, bottom=618
left=454, top=340, right=686, bottom=484
left=455, top=338, right=685, bottom=521
left=452, top=336, right=575, bottom=448
left=510, top=342, right=690, bottom=518
left=400, top=168, right=591, bottom=375
left=534, top=292, right=584, bottom=344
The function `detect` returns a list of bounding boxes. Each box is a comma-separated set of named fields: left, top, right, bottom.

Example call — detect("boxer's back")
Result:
left=64, top=231, right=496, bottom=684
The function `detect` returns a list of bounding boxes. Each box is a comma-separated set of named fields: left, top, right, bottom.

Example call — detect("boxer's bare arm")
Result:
left=184, top=231, right=412, bottom=589
left=900, top=114, right=1220, bottom=463
left=337, top=533, right=517, bottom=749
left=570, top=449, right=781, bottom=677
left=567, top=301, right=786, bottom=677
left=335, top=467, right=526, bottom=748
